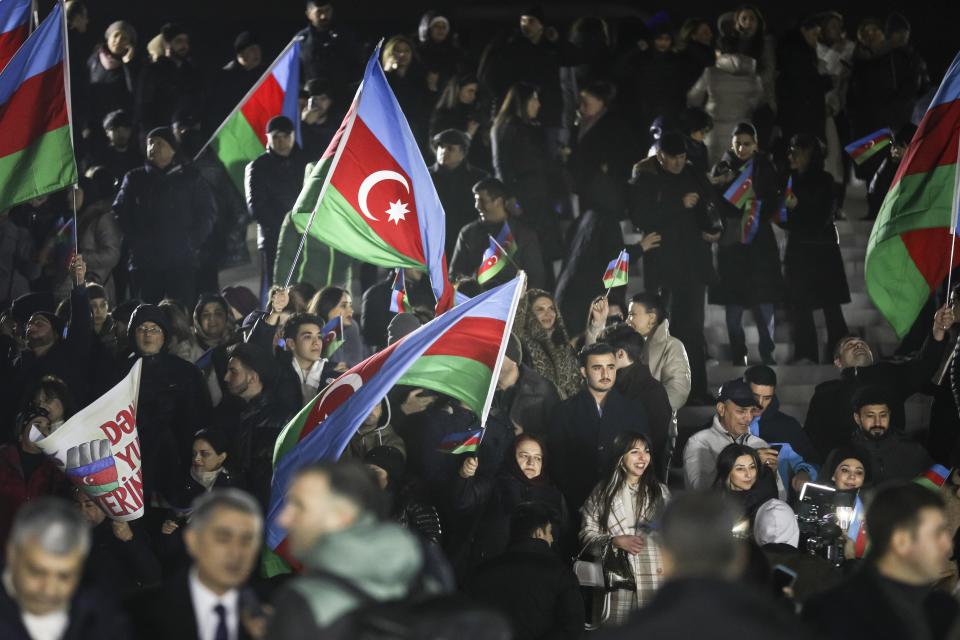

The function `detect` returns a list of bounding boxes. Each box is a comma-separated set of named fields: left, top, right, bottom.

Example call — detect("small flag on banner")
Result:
left=778, top=176, right=793, bottom=224
left=915, top=464, right=951, bottom=492
left=844, top=128, right=893, bottom=165
left=741, top=199, right=762, bottom=244
left=320, top=315, right=344, bottom=359
left=389, top=269, right=410, bottom=313
left=477, top=222, right=516, bottom=285
left=438, top=429, right=482, bottom=454
left=602, top=249, right=629, bottom=289
left=723, top=159, right=755, bottom=208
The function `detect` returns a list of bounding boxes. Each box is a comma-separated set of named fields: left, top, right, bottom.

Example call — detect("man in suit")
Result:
left=126, top=489, right=264, bottom=640
left=0, top=497, right=129, bottom=640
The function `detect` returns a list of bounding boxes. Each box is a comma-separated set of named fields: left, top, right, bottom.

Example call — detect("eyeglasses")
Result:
left=135, top=325, right=163, bottom=335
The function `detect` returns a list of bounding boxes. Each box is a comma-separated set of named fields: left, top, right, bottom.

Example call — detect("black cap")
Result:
left=885, top=12, right=910, bottom=34
left=127, top=304, right=170, bottom=345
left=233, top=31, right=259, bottom=53
left=266, top=115, right=295, bottom=134
left=432, top=128, right=471, bottom=151
left=102, top=108, right=132, bottom=130
left=824, top=444, right=873, bottom=482
left=161, top=22, right=187, bottom=43
left=304, top=78, right=330, bottom=97
left=227, top=342, right=278, bottom=388
left=146, top=127, right=179, bottom=152
left=520, top=5, right=545, bottom=22
left=658, top=131, right=686, bottom=156
left=717, top=378, right=759, bottom=408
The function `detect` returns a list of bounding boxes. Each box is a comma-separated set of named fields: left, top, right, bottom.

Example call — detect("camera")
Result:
left=796, top=483, right=857, bottom=567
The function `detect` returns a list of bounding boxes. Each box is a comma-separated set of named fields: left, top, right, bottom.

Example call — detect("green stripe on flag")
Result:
left=872, top=164, right=956, bottom=245
left=865, top=233, right=931, bottom=338
left=272, top=396, right=315, bottom=465
left=211, top=112, right=264, bottom=194
left=397, top=354, right=493, bottom=416
left=0, top=125, right=77, bottom=210
left=291, top=183, right=420, bottom=270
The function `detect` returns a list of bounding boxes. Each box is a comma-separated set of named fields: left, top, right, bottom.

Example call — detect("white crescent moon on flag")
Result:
left=357, top=170, right=410, bottom=222
left=317, top=372, right=363, bottom=420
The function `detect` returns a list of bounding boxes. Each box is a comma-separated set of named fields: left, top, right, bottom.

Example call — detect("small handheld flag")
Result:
left=778, top=176, right=793, bottom=224
left=723, top=160, right=755, bottom=208
left=915, top=464, right=951, bottom=492
left=741, top=199, right=762, bottom=244
left=844, top=128, right=893, bottom=165
left=477, top=222, right=516, bottom=285
left=846, top=495, right=868, bottom=558
left=602, top=249, right=630, bottom=289
left=389, top=269, right=410, bottom=313
left=438, top=429, right=482, bottom=454
left=320, top=315, right=344, bottom=359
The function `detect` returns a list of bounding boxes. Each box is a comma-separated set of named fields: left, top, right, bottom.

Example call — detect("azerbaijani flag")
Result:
left=741, top=199, right=762, bottom=244
left=477, top=222, right=515, bottom=285
left=389, top=268, right=410, bottom=313
left=846, top=495, right=868, bottom=558
left=264, top=275, right=525, bottom=574
left=845, top=128, right=893, bottom=165
left=915, top=464, right=951, bottom=492
left=0, top=3, right=77, bottom=211
left=723, top=159, right=754, bottom=208
left=778, top=175, right=793, bottom=224
left=202, top=36, right=301, bottom=193
left=0, top=0, right=30, bottom=72
left=865, top=51, right=960, bottom=337
left=602, top=249, right=629, bottom=289
left=289, top=46, right=454, bottom=314
left=438, top=429, right=482, bottom=454
left=320, top=315, right=343, bottom=359
left=65, top=443, right=120, bottom=497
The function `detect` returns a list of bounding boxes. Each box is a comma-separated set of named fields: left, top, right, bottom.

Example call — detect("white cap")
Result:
left=753, top=499, right=799, bottom=548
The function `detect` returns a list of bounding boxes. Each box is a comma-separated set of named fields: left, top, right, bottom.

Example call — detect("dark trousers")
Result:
left=791, top=304, right=848, bottom=363
left=259, top=246, right=277, bottom=303
left=726, top=304, right=776, bottom=361
left=132, top=266, right=197, bottom=306
left=669, top=282, right=708, bottom=398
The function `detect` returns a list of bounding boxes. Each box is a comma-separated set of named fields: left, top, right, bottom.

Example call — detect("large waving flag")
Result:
left=200, top=36, right=302, bottom=193
left=264, top=275, right=525, bottom=573
left=289, top=46, right=454, bottom=313
left=0, top=0, right=30, bottom=72
left=865, top=51, right=960, bottom=337
left=0, top=2, right=77, bottom=211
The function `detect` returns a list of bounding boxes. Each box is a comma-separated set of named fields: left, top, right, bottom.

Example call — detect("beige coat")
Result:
left=641, top=320, right=691, bottom=411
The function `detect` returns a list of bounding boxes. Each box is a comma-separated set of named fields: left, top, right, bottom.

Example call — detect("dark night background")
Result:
left=45, top=1, right=960, bottom=84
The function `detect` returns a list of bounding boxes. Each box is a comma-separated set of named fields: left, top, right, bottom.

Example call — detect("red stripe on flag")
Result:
left=894, top=100, right=960, bottom=184
left=239, top=73, right=285, bottom=148
left=329, top=116, right=426, bottom=264
left=0, top=23, right=28, bottom=71
left=422, top=316, right=506, bottom=367
left=0, top=64, right=68, bottom=158
left=922, top=469, right=947, bottom=486
left=901, top=227, right=960, bottom=289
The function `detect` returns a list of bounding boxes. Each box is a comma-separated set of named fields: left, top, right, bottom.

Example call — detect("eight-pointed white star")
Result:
left=385, top=199, right=410, bottom=224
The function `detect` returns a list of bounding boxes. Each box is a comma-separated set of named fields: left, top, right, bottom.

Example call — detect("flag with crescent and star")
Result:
left=289, top=44, right=454, bottom=314
left=320, top=315, right=344, bottom=359
left=263, top=274, right=526, bottom=575
left=476, top=222, right=515, bottom=285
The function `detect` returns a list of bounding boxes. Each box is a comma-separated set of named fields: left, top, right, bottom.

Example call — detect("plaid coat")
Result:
left=580, top=483, right=670, bottom=626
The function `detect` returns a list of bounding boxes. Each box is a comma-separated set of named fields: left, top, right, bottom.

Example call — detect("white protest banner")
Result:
left=33, top=359, right=145, bottom=521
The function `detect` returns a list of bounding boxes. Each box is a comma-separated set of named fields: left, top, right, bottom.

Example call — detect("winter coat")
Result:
left=683, top=417, right=772, bottom=490
left=775, top=30, right=832, bottom=140
left=554, top=207, right=626, bottom=337
left=848, top=45, right=917, bottom=139
left=449, top=217, right=546, bottom=291
left=490, top=363, right=560, bottom=439
left=628, top=156, right=717, bottom=292
left=417, top=12, right=468, bottom=85
left=687, top=53, right=764, bottom=164
left=843, top=429, right=932, bottom=485
left=429, top=160, right=490, bottom=256
left=0, top=214, right=38, bottom=305
left=342, top=401, right=407, bottom=461
left=0, top=445, right=65, bottom=545
left=385, top=65, right=433, bottom=152
left=803, top=563, right=959, bottom=640
left=267, top=513, right=428, bottom=636
left=784, top=166, right=850, bottom=309
left=135, top=56, right=204, bottom=133
left=84, top=518, right=162, bottom=598
left=296, top=23, right=364, bottom=90
left=568, top=109, right=638, bottom=205
left=641, top=320, right=692, bottom=412
left=453, top=467, right=569, bottom=569
left=709, top=151, right=784, bottom=306
left=244, top=148, right=310, bottom=253
left=113, top=161, right=217, bottom=271
left=804, top=336, right=946, bottom=460
left=518, top=291, right=581, bottom=400
left=193, top=149, right=250, bottom=271
left=205, top=58, right=265, bottom=134
left=86, top=46, right=139, bottom=125
left=550, top=388, right=649, bottom=512
left=615, top=361, right=674, bottom=480
left=466, top=538, right=584, bottom=640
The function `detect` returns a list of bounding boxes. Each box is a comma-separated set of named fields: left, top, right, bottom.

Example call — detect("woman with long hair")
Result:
left=518, top=289, right=581, bottom=399
left=713, top=443, right=778, bottom=519
left=625, top=291, right=692, bottom=412
left=307, top=286, right=362, bottom=367
left=29, top=375, right=77, bottom=431
left=491, top=82, right=564, bottom=268
left=580, top=431, right=669, bottom=626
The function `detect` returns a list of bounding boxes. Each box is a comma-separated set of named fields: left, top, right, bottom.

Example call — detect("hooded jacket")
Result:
left=342, top=399, right=406, bottom=460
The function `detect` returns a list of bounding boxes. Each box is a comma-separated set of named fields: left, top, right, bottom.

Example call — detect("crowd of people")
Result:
left=1, top=1, right=959, bottom=639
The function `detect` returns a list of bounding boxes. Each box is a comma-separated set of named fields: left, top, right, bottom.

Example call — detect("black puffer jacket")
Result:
left=244, top=149, right=309, bottom=252
left=113, top=161, right=217, bottom=270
